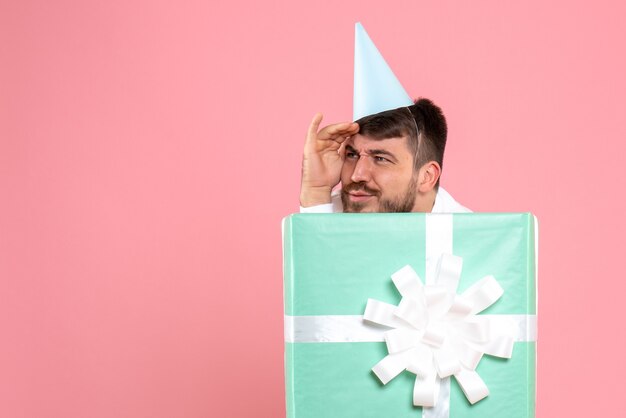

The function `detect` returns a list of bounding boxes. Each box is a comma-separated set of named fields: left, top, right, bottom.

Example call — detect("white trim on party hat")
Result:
left=353, top=22, right=413, bottom=121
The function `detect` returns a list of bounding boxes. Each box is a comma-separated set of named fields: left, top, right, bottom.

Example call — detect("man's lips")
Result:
left=348, top=191, right=375, bottom=202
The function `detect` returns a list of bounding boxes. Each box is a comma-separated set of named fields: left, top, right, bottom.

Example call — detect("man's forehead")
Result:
left=346, top=134, right=410, bottom=152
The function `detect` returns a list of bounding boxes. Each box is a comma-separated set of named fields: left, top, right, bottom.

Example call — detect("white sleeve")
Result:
left=299, top=203, right=334, bottom=213
left=299, top=190, right=343, bottom=213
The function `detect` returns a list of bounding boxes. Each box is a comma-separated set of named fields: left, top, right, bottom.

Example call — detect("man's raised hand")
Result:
left=300, top=113, right=359, bottom=207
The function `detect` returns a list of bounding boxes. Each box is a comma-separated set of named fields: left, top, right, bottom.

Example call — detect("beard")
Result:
left=341, top=177, right=418, bottom=213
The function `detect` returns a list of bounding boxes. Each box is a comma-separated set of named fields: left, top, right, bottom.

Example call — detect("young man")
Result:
left=300, top=98, right=470, bottom=214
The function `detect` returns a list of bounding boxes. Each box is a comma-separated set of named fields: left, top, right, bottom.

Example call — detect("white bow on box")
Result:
left=364, top=254, right=516, bottom=408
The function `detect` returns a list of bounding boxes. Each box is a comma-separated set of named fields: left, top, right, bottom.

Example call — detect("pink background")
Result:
left=1, top=1, right=625, bottom=417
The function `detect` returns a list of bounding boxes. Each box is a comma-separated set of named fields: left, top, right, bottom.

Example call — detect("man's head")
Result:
left=340, top=98, right=448, bottom=213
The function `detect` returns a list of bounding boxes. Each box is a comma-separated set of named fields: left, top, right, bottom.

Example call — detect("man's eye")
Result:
left=374, top=156, right=390, bottom=163
left=346, top=152, right=358, bottom=159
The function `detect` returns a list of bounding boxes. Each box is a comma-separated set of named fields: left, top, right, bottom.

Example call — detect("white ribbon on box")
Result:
left=284, top=214, right=537, bottom=418
left=364, top=257, right=515, bottom=410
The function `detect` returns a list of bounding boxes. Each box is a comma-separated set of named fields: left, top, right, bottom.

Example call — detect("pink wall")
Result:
left=1, top=1, right=624, bottom=417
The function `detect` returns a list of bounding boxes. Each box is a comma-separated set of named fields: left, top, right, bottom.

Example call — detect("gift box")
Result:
left=283, top=213, right=537, bottom=418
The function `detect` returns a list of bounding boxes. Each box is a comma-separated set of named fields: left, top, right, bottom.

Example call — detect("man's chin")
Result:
left=341, top=192, right=381, bottom=212
left=342, top=201, right=378, bottom=213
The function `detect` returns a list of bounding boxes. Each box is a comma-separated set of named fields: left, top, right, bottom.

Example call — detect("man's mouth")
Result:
left=347, top=190, right=376, bottom=202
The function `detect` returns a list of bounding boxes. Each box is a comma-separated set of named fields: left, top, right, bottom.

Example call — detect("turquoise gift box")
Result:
left=282, top=213, right=537, bottom=418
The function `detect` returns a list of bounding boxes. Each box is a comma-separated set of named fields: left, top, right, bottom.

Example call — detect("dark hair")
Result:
left=355, top=98, right=448, bottom=187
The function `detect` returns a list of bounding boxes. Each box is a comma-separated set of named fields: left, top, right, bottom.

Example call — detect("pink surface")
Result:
left=1, top=1, right=625, bottom=417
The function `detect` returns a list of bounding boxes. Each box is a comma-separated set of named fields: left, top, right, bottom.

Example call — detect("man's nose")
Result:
left=351, top=156, right=372, bottom=183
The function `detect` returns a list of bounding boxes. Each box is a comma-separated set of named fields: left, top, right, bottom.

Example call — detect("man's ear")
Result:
left=417, top=161, right=441, bottom=193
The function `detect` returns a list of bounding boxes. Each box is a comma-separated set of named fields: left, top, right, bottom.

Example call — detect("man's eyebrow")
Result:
left=367, top=148, right=398, bottom=161
left=345, top=144, right=398, bottom=161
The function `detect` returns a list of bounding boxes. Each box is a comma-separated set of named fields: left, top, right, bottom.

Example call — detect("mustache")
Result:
left=342, top=183, right=380, bottom=196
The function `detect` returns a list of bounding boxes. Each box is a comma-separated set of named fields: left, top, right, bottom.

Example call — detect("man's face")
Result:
left=340, top=134, right=418, bottom=213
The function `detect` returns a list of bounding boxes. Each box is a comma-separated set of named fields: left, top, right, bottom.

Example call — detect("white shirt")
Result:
left=299, top=186, right=471, bottom=213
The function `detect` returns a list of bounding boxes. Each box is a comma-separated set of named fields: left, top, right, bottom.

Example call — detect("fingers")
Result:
left=307, top=113, right=324, bottom=140
left=318, top=122, right=359, bottom=141
left=323, top=121, right=359, bottom=136
left=338, top=141, right=347, bottom=160
left=305, top=114, right=359, bottom=152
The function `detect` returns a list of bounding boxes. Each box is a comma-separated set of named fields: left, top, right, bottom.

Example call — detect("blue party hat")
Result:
left=353, top=23, right=413, bottom=121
